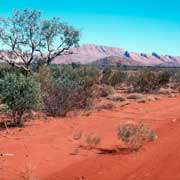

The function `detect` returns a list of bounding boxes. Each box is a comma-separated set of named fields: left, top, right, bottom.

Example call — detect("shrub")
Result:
left=0, top=73, right=41, bottom=126
left=42, top=75, right=93, bottom=116
left=0, top=64, right=25, bottom=79
left=101, top=67, right=112, bottom=84
left=169, top=70, right=180, bottom=87
left=158, top=88, right=171, bottom=95
left=85, top=134, right=101, bottom=149
left=72, top=131, right=82, bottom=140
left=50, top=65, right=79, bottom=80
left=97, top=85, right=115, bottom=97
left=33, top=65, right=53, bottom=85
left=136, top=97, right=148, bottom=103
left=109, top=70, right=127, bottom=87
left=107, top=95, right=126, bottom=102
left=158, top=71, right=170, bottom=87
left=117, top=122, right=156, bottom=148
left=128, top=71, right=170, bottom=93
left=76, top=66, right=100, bottom=83
left=126, top=93, right=144, bottom=100
left=71, top=62, right=81, bottom=69
left=97, top=103, right=114, bottom=110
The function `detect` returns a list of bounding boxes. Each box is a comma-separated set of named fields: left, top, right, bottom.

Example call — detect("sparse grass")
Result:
left=97, top=103, right=114, bottom=110
left=22, top=163, right=38, bottom=180
left=85, top=134, right=101, bottom=149
left=136, top=98, right=147, bottom=103
left=117, top=122, right=157, bottom=149
left=168, top=93, right=177, bottom=98
left=158, top=88, right=172, bottom=95
left=126, top=94, right=144, bottom=100
left=120, top=102, right=130, bottom=107
left=107, top=95, right=126, bottom=102
left=70, top=148, right=80, bottom=155
left=72, top=131, right=82, bottom=140
left=97, top=85, right=115, bottom=97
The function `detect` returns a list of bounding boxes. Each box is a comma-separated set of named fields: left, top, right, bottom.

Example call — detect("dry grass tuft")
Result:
left=22, top=163, right=38, bottom=180
left=117, top=122, right=157, bottom=149
left=126, top=94, right=144, bottom=100
left=97, top=103, right=114, bottom=110
left=85, top=134, right=101, bottom=149
left=72, top=131, right=82, bottom=140
left=107, top=95, right=126, bottom=102
left=70, top=148, right=80, bottom=155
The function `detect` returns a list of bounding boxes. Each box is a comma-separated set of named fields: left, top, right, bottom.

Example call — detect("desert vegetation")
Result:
left=0, top=10, right=179, bottom=128
left=117, top=122, right=156, bottom=149
left=0, top=7, right=180, bottom=180
left=0, top=60, right=180, bottom=127
left=0, top=73, right=40, bottom=126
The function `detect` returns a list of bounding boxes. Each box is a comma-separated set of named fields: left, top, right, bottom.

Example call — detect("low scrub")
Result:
left=85, top=134, right=101, bottom=149
left=101, top=68, right=127, bottom=87
left=42, top=76, right=93, bottom=117
left=126, top=93, right=144, bottom=100
left=117, top=122, right=156, bottom=149
left=34, top=65, right=96, bottom=117
left=97, top=103, right=114, bottom=110
left=107, top=95, right=126, bottom=102
left=158, top=88, right=172, bottom=95
left=136, top=98, right=147, bottom=103
left=108, top=70, right=127, bottom=87
left=97, top=85, right=115, bottom=97
left=128, top=71, right=170, bottom=93
left=101, top=68, right=112, bottom=85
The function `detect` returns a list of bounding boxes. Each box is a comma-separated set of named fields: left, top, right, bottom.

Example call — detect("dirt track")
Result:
left=1, top=95, right=180, bottom=180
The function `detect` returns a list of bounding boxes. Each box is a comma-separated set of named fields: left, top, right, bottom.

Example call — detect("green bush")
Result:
left=101, top=67, right=112, bottom=84
left=128, top=71, right=170, bottom=93
left=0, top=64, right=24, bottom=79
left=50, top=65, right=79, bottom=80
left=109, top=70, right=127, bottom=87
left=158, top=71, right=170, bottom=87
left=0, top=73, right=41, bottom=126
left=33, top=65, right=97, bottom=117
left=76, top=66, right=100, bottom=83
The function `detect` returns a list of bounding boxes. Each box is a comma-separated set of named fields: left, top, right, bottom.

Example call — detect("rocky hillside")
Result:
left=53, top=44, right=180, bottom=66
left=1, top=44, right=180, bottom=66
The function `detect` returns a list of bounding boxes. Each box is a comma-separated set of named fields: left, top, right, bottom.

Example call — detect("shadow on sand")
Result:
left=79, top=145, right=141, bottom=155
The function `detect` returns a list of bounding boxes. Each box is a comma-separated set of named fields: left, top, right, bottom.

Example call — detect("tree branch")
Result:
left=0, top=56, right=30, bottom=72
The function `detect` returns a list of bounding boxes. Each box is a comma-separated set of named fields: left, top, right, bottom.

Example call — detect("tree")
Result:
left=0, top=73, right=41, bottom=126
left=0, top=9, right=80, bottom=74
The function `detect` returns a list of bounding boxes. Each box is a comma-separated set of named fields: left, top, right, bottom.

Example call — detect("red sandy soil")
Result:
left=1, top=95, right=180, bottom=180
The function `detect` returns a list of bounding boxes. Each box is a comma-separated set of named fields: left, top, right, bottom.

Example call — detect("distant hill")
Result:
left=92, top=56, right=142, bottom=66
left=53, top=44, right=180, bottom=66
left=1, top=44, right=180, bottom=66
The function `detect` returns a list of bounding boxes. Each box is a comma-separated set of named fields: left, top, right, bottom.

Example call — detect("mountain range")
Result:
left=54, top=44, right=180, bottom=66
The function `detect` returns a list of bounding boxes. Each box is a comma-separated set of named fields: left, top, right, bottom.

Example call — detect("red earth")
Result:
left=1, top=95, right=180, bottom=180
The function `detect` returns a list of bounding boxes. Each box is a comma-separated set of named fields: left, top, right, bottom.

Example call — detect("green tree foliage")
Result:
left=0, top=73, right=41, bottom=126
left=0, top=9, right=80, bottom=73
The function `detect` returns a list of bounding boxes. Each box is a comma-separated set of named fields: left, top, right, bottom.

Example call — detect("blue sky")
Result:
left=0, top=0, right=180, bottom=55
